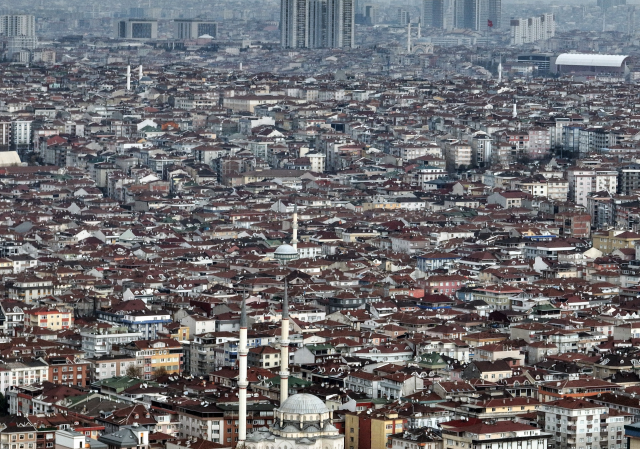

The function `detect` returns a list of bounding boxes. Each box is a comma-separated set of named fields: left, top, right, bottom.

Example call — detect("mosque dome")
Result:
left=274, top=244, right=298, bottom=256
left=279, top=394, right=329, bottom=415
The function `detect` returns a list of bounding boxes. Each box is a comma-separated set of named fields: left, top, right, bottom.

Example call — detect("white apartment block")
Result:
left=541, top=399, right=630, bottom=449
left=567, top=169, right=618, bottom=207
left=0, top=15, right=35, bottom=37
left=511, top=13, right=555, bottom=45
left=80, top=329, right=143, bottom=358
left=11, top=120, right=32, bottom=148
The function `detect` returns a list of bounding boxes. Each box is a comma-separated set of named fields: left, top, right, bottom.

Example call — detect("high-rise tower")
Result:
left=308, top=0, right=327, bottom=48
left=488, top=0, right=501, bottom=28
left=325, top=0, right=355, bottom=48
left=280, top=0, right=354, bottom=48
left=0, top=15, right=35, bottom=37
left=463, top=0, right=489, bottom=31
left=423, top=0, right=444, bottom=28
left=422, top=0, right=498, bottom=30
left=281, top=0, right=309, bottom=48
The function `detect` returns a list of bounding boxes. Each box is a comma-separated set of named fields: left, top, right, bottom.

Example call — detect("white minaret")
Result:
left=498, top=57, right=503, bottom=83
left=138, top=65, right=143, bottom=81
left=238, top=298, right=249, bottom=444
left=279, top=282, right=290, bottom=404
left=417, top=21, right=421, bottom=38
left=407, top=22, right=411, bottom=53
left=292, top=204, right=298, bottom=251
left=513, top=100, right=517, bottom=119
left=126, top=65, right=131, bottom=91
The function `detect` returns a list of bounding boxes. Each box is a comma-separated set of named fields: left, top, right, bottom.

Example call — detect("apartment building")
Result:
left=345, top=410, right=407, bottom=449
left=539, top=398, right=630, bottom=449
left=24, top=306, right=74, bottom=330
left=440, top=418, right=549, bottom=449
left=122, top=338, right=183, bottom=379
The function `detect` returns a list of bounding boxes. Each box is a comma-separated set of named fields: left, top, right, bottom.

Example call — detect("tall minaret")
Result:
left=126, top=65, right=131, bottom=91
left=238, top=298, right=249, bottom=444
left=138, top=65, right=143, bottom=81
left=407, top=22, right=411, bottom=53
left=292, top=204, right=298, bottom=251
left=279, top=281, right=290, bottom=404
left=513, top=100, right=517, bottom=119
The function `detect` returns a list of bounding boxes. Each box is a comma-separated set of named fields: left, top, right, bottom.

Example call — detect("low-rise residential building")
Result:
left=122, top=338, right=184, bottom=379
left=440, top=418, right=549, bottom=449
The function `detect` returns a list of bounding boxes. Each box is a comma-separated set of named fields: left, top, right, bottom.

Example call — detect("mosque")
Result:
left=236, top=208, right=345, bottom=449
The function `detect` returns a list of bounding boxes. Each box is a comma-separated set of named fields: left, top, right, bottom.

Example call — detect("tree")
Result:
left=153, top=366, right=168, bottom=380
left=0, top=393, right=9, bottom=416
left=126, top=365, right=142, bottom=378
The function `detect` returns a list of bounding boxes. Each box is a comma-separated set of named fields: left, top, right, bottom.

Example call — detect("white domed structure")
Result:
left=279, top=394, right=329, bottom=415
left=274, top=244, right=299, bottom=263
left=245, top=393, right=343, bottom=449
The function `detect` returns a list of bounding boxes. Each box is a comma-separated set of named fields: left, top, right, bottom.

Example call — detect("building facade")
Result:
left=0, top=15, right=35, bottom=37
left=281, top=0, right=354, bottom=48
left=115, top=19, right=158, bottom=39
left=174, top=19, right=218, bottom=39
left=511, top=14, right=555, bottom=45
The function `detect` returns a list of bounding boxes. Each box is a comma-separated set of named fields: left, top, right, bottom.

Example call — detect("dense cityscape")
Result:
left=0, top=1, right=640, bottom=449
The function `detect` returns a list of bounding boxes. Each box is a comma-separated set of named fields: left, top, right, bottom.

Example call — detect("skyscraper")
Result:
left=0, top=15, right=35, bottom=37
left=422, top=0, right=499, bottom=30
left=488, top=0, right=501, bottom=28
left=308, top=0, right=327, bottom=48
left=281, top=0, right=309, bottom=48
left=423, top=0, right=444, bottom=28
left=463, top=0, right=489, bottom=31
left=1, top=15, right=37, bottom=61
left=510, top=13, right=554, bottom=45
left=327, top=0, right=355, bottom=48
left=397, top=8, right=411, bottom=26
left=356, top=3, right=377, bottom=25
left=280, top=0, right=354, bottom=48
